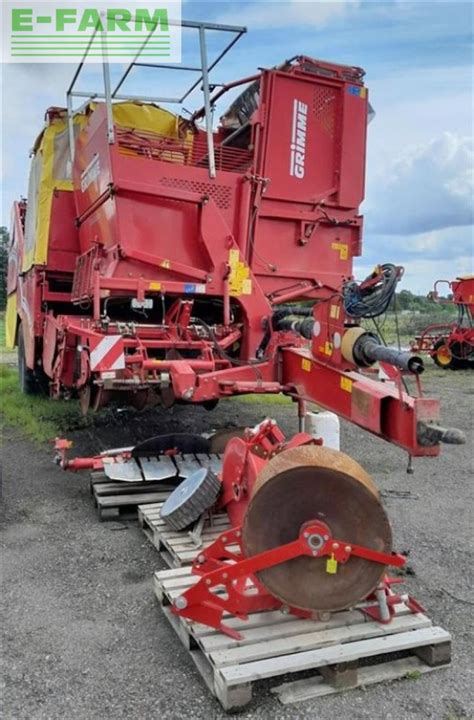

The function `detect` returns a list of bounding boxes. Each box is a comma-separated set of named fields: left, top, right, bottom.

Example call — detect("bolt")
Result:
left=198, top=554, right=205, bottom=564
left=312, top=551, right=317, bottom=556
left=345, top=545, right=352, bottom=553
left=174, top=595, right=188, bottom=610
left=222, top=536, right=227, bottom=543
left=303, top=531, right=309, bottom=538
left=332, top=543, right=339, bottom=550
left=222, top=572, right=228, bottom=580
left=235, top=530, right=241, bottom=537
left=205, top=579, right=211, bottom=586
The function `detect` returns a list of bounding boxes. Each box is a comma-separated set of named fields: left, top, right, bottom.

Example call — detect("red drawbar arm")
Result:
left=282, top=348, right=440, bottom=457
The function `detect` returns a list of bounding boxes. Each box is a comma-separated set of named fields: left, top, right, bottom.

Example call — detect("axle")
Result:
left=352, top=333, right=424, bottom=375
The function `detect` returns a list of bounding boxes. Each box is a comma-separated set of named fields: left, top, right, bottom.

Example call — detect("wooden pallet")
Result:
left=90, top=472, right=176, bottom=521
left=138, top=501, right=231, bottom=567
left=154, top=567, right=451, bottom=711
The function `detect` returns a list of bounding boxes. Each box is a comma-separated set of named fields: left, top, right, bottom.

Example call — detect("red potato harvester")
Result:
left=8, top=20, right=463, bottom=634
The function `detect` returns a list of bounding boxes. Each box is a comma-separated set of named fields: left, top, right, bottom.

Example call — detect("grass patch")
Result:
left=0, top=365, right=93, bottom=443
left=229, top=393, right=293, bottom=406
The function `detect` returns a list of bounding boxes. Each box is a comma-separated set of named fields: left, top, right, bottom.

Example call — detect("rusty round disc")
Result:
left=242, top=445, right=392, bottom=612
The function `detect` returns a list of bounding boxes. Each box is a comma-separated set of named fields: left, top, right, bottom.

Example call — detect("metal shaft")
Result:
left=362, top=341, right=424, bottom=375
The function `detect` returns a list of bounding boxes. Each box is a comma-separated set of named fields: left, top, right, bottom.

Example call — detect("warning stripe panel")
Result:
left=90, top=335, right=125, bottom=372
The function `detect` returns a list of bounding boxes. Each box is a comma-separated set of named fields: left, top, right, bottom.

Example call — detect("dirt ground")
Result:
left=1, top=367, right=473, bottom=720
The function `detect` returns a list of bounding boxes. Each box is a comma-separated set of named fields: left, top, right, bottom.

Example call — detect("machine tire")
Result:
left=160, top=468, right=221, bottom=530
left=433, top=339, right=455, bottom=369
left=18, top=328, right=39, bottom=395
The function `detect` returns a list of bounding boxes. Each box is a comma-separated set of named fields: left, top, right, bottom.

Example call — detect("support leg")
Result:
left=297, top=397, right=307, bottom=433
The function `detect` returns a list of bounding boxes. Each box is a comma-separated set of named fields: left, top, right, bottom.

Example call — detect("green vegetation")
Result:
left=230, top=393, right=292, bottom=406
left=0, top=365, right=93, bottom=442
left=0, top=362, right=294, bottom=445
left=404, top=670, right=422, bottom=681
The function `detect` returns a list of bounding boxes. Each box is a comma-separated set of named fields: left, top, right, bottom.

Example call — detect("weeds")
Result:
left=230, top=393, right=293, bottom=406
left=405, top=670, right=422, bottom=680
left=0, top=365, right=93, bottom=443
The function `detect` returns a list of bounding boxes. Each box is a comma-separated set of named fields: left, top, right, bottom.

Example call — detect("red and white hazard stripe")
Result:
left=89, top=335, right=125, bottom=372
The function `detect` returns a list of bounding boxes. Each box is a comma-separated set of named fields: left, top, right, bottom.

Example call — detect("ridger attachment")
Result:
left=154, top=419, right=421, bottom=638
left=172, top=522, right=408, bottom=639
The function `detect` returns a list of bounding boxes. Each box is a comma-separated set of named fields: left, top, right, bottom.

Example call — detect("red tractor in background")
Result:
left=411, top=276, right=474, bottom=369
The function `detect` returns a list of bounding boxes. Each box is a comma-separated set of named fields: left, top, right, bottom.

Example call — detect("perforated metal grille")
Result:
left=313, top=87, right=337, bottom=138
left=160, top=177, right=232, bottom=210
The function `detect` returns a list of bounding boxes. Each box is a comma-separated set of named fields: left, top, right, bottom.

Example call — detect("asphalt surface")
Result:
left=1, top=368, right=473, bottom=719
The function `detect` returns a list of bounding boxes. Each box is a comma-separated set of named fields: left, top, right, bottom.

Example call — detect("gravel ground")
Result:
left=1, top=367, right=473, bottom=720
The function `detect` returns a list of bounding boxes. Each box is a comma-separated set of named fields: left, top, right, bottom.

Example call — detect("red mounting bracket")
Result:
left=172, top=520, right=407, bottom=638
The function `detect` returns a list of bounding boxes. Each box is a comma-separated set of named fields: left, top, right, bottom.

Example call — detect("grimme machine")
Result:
left=11, top=21, right=464, bottom=639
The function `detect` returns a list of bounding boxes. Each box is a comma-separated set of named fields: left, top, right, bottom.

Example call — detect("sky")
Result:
left=0, top=0, right=472, bottom=293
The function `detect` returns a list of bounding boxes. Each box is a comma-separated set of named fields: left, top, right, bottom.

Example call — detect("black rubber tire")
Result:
left=433, top=339, right=467, bottom=370
left=160, top=468, right=221, bottom=530
left=433, top=339, right=454, bottom=369
left=18, top=328, right=39, bottom=395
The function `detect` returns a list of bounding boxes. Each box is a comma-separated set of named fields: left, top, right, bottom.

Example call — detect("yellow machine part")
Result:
left=5, top=292, right=18, bottom=349
left=22, top=113, right=84, bottom=272
left=22, top=102, right=191, bottom=273
left=111, top=102, right=187, bottom=137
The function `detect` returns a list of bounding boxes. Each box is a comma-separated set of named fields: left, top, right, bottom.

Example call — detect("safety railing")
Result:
left=66, top=17, right=247, bottom=179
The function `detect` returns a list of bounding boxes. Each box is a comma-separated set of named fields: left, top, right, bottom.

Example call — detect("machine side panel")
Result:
left=338, top=84, right=368, bottom=208
left=261, top=72, right=340, bottom=203
left=73, top=104, right=247, bottom=284
left=249, top=71, right=366, bottom=297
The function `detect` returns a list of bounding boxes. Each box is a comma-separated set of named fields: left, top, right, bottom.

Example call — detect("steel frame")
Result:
left=172, top=522, right=407, bottom=638
left=66, top=16, right=247, bottom=177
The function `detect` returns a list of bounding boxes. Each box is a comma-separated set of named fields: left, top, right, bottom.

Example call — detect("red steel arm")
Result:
left=282, top=347, right=444, bottom=457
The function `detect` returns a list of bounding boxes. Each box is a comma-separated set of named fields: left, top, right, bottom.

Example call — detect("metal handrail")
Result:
left=66, top=16, right=247, bottom=178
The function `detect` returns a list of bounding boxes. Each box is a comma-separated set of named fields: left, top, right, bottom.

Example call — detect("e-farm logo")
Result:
left=1, top=1, right=182, bottom=63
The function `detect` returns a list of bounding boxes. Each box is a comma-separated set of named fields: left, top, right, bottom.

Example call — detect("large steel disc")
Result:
left=242, top=445, right=392, bottom=612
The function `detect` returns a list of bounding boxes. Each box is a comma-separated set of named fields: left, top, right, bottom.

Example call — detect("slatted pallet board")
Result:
left=138, top=501, right=231, bottom=567
left=90, top=471, right=176, bottom=521
left=154, top=567, right=451, bottom=711
left=90, top=450, right=222, bottom=522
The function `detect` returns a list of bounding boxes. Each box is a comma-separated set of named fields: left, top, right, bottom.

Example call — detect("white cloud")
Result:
left=217, top=0, right=358, bottom=29
left=357, top=225, right=473, bottom=293
left=366, top=132, right=473, bottom=235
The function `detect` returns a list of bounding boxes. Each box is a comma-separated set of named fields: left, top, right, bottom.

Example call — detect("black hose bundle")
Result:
left=343, top=264, right=402, bottom=319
